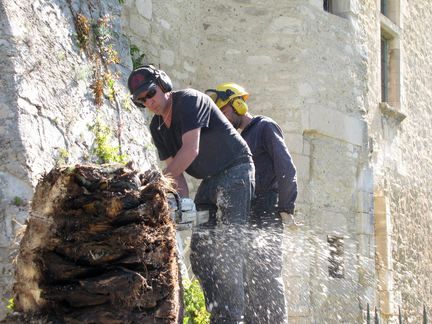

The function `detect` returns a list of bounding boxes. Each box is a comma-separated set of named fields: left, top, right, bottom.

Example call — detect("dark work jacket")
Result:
left=241, top=116, right=297, bottom=214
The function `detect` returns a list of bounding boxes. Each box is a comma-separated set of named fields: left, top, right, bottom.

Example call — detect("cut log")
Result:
left=8, top=164, right=181, bottom=323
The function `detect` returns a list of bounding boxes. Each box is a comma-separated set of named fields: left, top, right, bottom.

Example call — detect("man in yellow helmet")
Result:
left=206, top=83, right=298, bottom=323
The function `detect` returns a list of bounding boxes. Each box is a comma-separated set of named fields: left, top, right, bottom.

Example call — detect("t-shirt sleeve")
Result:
left=177, top=92, right=211, bottom=134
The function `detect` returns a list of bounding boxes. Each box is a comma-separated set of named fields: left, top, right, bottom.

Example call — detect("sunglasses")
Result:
left=132, top=84, right=157, bottom=108
left=205, top=89, right=235, bottom=104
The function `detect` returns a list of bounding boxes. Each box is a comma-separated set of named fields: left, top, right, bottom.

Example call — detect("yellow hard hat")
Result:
left=205, top=82, right=249, bottom=109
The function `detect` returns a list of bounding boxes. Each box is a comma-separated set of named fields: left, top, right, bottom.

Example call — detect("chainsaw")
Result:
left=168, top=194, right=209, bottom=230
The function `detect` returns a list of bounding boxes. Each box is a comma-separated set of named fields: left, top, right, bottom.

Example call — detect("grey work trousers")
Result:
left=191, top=162, right=255, bottom=324
left=245, top=191, right=287, bottom=324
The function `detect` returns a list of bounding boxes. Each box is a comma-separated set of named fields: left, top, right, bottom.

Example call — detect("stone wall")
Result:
left=394, top=3, right=432, bottom=320
left=122, top=0, right=375, bottom=322
left=0, top=0, right=157, bottom=317
left=365, top=0, right=432, bottom=321
left=2, top=0, right=432, bottom=322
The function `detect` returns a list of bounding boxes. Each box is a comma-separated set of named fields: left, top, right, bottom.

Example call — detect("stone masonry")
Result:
left=0, top=0, right=157, bottom=317
left=121, top=0, right=432, bottom=323
left=1, top=0, right=432, bottom=322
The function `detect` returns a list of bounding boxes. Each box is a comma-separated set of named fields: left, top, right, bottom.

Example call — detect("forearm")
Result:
left=164, top=128, right=200, bottom=178
left=164, top=146, right=198, bottom=178
left=173, top=173, right=189, bottom=197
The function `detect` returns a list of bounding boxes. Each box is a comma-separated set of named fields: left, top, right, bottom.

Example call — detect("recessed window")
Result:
left=381, top=0, right=388, bottom=16
left=328, top=235, right=344, bottom=279
left=381, top=36, right=389, bottom=102
left=324, top=0, right=333, bottom=12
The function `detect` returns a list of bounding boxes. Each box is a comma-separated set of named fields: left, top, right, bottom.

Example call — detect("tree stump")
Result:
left=8, top=164, right=181, bottom=323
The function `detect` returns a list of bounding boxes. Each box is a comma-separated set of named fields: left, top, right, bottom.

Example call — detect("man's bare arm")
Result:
left=162, top=128, right=200, bottom=197
left=163, top=157, right=189, bottom=197
left=164, top=128, right=200, bottom=177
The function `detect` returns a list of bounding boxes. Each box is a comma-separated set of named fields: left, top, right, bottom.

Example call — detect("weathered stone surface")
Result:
left=1, top=0, right=432, bottom=322
left=0, top=0, right=157, bottom=317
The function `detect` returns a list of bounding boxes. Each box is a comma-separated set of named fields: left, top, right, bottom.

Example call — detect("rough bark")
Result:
left=7, top=164, right=180, bottom=323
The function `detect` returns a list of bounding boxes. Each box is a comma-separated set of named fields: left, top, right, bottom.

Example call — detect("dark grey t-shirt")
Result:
left=150, top=89, right=251, bottom=179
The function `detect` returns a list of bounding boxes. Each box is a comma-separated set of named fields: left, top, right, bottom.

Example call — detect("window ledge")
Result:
left=379, top=102, right=406, bottom=123
left=380, top=14, right=400, bottom=39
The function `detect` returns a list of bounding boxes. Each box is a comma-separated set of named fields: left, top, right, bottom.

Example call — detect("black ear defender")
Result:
left=141, top=64, right=173, bottom=93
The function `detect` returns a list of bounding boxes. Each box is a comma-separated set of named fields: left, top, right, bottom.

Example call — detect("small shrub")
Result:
left=11, top=196, right=25, bottom=207
left=183, top=279, right=210, bottom=324
left=6, top=297, right=14, bottom=311
left=130, top=44, right=146, bottom=69
left=90, top=120, right=127, bottom=164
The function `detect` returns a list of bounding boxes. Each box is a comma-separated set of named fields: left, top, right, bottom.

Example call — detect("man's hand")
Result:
left=280, top=212, right=301, bottom=229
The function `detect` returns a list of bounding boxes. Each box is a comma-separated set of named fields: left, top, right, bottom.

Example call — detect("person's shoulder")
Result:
left=254, top=115, right=279, bottom=127
left=174, top=88, right=205, bottom=99
left=254, top=115, right=284, bottom=135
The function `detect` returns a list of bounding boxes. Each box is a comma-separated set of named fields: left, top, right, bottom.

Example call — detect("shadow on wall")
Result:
left=0, top=1, right=33, bottom=320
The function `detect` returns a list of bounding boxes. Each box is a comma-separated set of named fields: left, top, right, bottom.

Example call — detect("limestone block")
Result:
left=285, top=133, right=305, bottom=155
left=183, top=61, right=196, bottom=73
left=291, top=153, right=310, bottom=180
left=377, top=269, right=394, bottom=292
left=298, top=82, right=314, bottom=97
left=136, top=0, right=152, bottom=20
left=356, top=211, right=373, bottom=235
left=302, top=107, right=366, bottom=146
left=308, top=0, right=322, bottom=9
left=158, top=18, right=171, bottom=30
left=379, top=290, right=395, bottom=315
left=129, top=14, right=151, bottom=36
left=356, top=191, right=373, bottom=214
left=268, top=17, right=302, bottom=34
left=160, top=49, right=175, bottom=66
left=246, top=55, right=272, bottom=65
left=312, top=209, right=349, bottom=235
left=357, top=233, right=374, bottom=258
left=285, top=276, right=311, bottom=316
left=357, top=166, right=373, bottom=193
left=283, top=228, right=312, bottom=276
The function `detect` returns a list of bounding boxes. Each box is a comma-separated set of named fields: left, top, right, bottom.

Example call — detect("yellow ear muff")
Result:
left=231, top=98, right=248, bottom=115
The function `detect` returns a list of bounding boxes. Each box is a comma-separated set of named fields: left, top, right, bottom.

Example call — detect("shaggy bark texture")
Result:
left=7, top=164, right=180, bottom=323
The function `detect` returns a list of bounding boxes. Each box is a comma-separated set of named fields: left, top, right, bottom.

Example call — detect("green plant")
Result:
left=93, top=16, right=120, bottom=64
left=103, top=72, right=119, bottom=103
left=183, top=279, right=210, bottom=324
left=11, top=196, right=25, bottom=207
left=130, top=44, right=146, bottom=69
left=6, top=297, right=14, bottom=311
left=90, top=120, right=127, bottom=164
left=55, top=148, right=70, bottom=166
left=1, top=297, right=14, bottom=314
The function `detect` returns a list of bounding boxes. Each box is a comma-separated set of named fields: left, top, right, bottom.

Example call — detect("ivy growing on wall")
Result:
left=73, top=12, right=128, bottom=164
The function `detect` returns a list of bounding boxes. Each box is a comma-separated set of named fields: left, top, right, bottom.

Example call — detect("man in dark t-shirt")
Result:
left=128, top=66, right=254, bottom=323
left=206, top=82, right=298, bottom=324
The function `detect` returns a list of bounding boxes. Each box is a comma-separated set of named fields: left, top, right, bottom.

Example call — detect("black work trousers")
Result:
left=245, top=191, right=287, bottom=324
left=191, top=162, right=255, bottom=324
